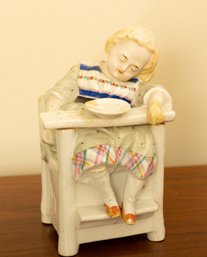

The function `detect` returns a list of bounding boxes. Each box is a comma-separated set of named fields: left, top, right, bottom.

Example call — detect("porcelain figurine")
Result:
left=43, top=26, right=169, bottom=225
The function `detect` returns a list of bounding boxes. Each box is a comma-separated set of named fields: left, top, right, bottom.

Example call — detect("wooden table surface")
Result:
left=0, top=166, right=207, bottom=257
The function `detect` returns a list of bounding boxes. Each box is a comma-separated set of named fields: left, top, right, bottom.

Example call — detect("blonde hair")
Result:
left=105, top=26, right=159, bottom=82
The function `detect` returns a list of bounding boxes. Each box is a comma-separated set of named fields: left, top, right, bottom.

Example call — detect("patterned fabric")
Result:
left=44, top=64, right=164, bottom=180
left=77, top=64, right=139, bottom=104
left=72, top=144, right=156, bottom=180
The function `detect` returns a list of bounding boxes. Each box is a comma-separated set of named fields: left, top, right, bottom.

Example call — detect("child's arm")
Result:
left=42, top=65, right=80, bottom=144
left=143, top=86, right=173, bottom=125
left=147, top=91, right=165, bottom=125
left=42, top=95, right=61, bottom=145
left=45, top=94, right=62, bottom=111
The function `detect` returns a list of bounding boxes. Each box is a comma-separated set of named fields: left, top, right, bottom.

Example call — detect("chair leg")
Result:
left=58, top=230, right=79, bottom=257
left=147, top=125, right=165, bottom=242
left=147, top=209, right=165, bottom=241
left=40, top=160, right=52, bottom=224
left=147, top=227, right=165, bottom=242
left=57, top=129, right=79, bottom=256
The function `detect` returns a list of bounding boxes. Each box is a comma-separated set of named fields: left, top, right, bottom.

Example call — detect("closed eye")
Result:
left=120, top=54, right=128, bottom=62
left=130, top=64, right=140, bottom=72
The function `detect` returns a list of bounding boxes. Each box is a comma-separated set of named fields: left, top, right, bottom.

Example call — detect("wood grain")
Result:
left=0, top=166, right=207, bottom=257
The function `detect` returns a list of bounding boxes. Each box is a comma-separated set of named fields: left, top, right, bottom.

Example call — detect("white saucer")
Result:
left=85, top=98, right=131, bottom=118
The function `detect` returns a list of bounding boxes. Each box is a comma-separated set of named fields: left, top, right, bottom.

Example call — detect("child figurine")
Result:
left=43, top=26, right=169, bottom=225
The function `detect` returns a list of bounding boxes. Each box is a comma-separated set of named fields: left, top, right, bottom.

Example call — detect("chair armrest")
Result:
left=39, top=105, right=175, bottom=129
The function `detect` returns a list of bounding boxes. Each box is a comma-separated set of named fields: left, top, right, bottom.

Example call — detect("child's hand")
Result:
left=42, top=129, right=54, bottom=145
left=147, top=101, right=165, bottom=125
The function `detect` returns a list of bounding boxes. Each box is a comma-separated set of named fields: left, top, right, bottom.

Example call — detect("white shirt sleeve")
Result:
left=143, top=85, right=173, bottom=111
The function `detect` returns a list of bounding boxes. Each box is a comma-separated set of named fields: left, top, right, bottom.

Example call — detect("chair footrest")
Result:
left=77, top=199, right=158, bottom=222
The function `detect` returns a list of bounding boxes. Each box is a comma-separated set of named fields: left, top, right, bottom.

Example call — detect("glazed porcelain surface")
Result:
left=39, top=26, right=175, bottom=256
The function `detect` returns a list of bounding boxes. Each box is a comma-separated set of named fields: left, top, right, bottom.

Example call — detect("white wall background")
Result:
left=0, top=0, right=207, bottom=176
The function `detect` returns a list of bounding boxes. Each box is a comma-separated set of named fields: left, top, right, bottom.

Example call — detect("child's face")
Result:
left=106, top=40, right=152, bottom=82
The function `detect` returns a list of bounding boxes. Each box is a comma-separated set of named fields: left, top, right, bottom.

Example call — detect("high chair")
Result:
left=39, top=94, right=175, bottom=256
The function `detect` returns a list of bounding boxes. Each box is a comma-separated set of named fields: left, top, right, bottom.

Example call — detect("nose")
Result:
left=118, top=67, right=124, bottom=73
left=118, top=64, right=128, bottom=73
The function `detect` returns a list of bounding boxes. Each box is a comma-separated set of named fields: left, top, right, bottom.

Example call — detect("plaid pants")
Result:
left=72, top=144, right=156, bottom=180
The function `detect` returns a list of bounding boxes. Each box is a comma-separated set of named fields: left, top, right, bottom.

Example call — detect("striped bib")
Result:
left=77, top=64, right=139, bottom=104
